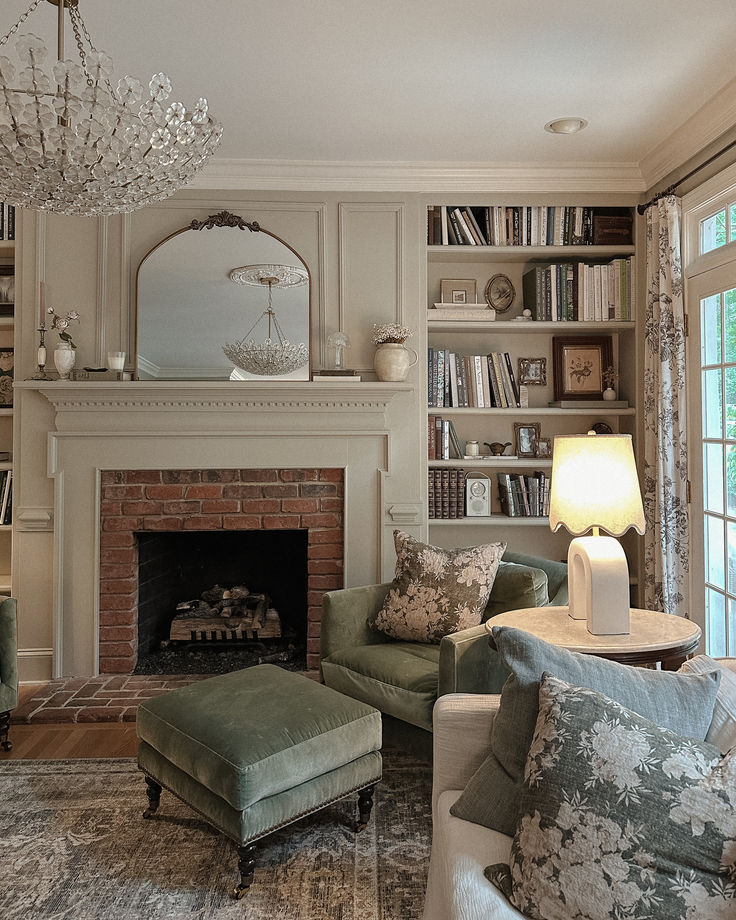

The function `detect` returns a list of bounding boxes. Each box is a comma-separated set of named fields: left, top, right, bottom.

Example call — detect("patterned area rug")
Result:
left=0, top=751, right=431, bottom=920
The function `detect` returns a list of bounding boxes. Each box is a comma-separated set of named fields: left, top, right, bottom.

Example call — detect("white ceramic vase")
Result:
left=373, top=342, right=418, bottom=382
left=54, top=342, right=76, bottom=380
left=602, top=387, right=617, bottom=401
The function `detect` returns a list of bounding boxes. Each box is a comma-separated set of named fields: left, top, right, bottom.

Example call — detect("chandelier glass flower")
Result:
left=223, top=263, right=309, bottom=377
left=0, top=0, right=223, bottom=217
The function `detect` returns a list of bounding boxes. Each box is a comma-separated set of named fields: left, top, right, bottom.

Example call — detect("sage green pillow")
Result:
left=486, top=674, right=735, bottom=920
left=450, top=625, right=721, bottom=836
left=483, top=561, right=548, bottom=621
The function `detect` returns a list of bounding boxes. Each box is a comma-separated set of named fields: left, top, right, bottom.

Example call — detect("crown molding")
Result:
left=639, top=75, right=736, bottom=190
left=192, top=158, right=646, bottom=195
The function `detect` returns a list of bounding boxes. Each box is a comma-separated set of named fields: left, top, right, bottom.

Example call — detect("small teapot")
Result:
left=485, top=441, right=512, bottom=456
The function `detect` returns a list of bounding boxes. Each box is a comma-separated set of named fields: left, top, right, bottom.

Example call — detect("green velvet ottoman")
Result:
left=136, top=664, right=382, bottom=898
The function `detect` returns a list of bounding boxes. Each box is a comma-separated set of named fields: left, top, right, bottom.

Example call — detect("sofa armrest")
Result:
left=320, top=583, right=391, bottom=659
left=716, top=657, right=736, bottom=674
left=432, top=693, right=499, bottom=814
left=0, top=597, right=18, bottom=703
left=438, top=625, right=508, bottom=696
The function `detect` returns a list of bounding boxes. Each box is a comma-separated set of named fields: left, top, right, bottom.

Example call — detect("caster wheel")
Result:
left=232, top=885, right=249, bottom=900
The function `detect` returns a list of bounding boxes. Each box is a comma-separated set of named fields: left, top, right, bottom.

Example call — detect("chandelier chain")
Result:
left=0, top=0, right=45, bottom=47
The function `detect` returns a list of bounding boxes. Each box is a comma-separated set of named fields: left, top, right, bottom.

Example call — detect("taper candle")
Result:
left=39, top=281, right=45, bottom=326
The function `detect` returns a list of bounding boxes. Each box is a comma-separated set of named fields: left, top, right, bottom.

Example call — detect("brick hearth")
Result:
left=99, top=468, right=344, bottom=674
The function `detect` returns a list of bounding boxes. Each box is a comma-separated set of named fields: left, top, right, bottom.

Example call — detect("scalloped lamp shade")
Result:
left=549, top=433, right=645, bottom=635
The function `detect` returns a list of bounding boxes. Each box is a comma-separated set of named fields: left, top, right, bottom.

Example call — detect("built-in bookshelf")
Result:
left=424, top=201, right=639, bottom=553
left=0, top=203, right=16, bottom=595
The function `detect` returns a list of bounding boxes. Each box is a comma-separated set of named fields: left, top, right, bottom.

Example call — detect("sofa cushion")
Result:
left=483, top=561, right=548, bottom=620
left=679, top=653, right=736, bottom=754
left=450, top=626, right=721, bottom=836
left=373, top=530, right=506, bottom=644
left=486, top=674, right=735, bottom=920
left=321, top=642, right=439, bottom=732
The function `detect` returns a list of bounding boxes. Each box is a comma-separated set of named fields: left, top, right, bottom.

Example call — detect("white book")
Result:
left=473, top=355, right=485, bottom=407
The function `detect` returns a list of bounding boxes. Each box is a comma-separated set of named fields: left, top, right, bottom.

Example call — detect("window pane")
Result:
left=701, top=293, right=722, bottom=366
left=727, top=445, right=736, bottom=516
left=703, top=368, right=723, bottom=438
left=728, top=520, right=736, bottom=595
left=726, top=368, right=736, bottom=439
left=726, top=288, right=736, bottom=364
left=730, top=598, right=736, bottom=656
left=706, top=514, right=725, bottom=589
left=701, top=209, right=727, bottom=254
left=706, top=588, right=726, bottom=657
left=730, top=204, right=736, bottom=242
left=706, top=442, right=725, bottom=513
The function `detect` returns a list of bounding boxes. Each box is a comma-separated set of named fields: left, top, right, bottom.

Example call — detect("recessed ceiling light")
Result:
left=544, top=117, right=588, bottom=135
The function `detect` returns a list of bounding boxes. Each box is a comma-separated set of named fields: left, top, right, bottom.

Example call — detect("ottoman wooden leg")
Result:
left=356, top=783, right=376, bottom=832
left=232, top=842, right=256, bottom=899
left=0, top=710, right=11, bottom=752
left=142, top=776, right=162, bottom=818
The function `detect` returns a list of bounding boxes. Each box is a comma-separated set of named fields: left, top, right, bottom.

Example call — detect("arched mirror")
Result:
left=135, top=211, right=311, bottom=380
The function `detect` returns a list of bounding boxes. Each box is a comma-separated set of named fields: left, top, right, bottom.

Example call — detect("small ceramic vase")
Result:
left=54, top=342, right=76, bottom=380
left=602, top=387, right=617, bottom=401
left=373, top=342, right=418, bottom=382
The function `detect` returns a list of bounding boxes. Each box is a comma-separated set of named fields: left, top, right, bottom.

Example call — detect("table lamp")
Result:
left=549, top=432, right=645, bottom=635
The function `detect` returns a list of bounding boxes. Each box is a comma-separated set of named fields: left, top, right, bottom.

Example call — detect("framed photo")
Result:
left=518, top=356, right=547, bottom=386
left=535, top=437, right=552, bottom=458
left=440, top=278, right=477, bottom=306
left=0, top=348, right=13, bottom=407
left=0, top=266, right=14, bottom=317
left=552, top=336, right=613, bottom=401
left=514, top=422, right=540, bottom=458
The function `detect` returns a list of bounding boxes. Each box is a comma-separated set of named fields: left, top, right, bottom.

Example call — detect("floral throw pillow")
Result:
left=373, top=531, right=505, bottom=643
left=486, top=673, right=736, bottom=920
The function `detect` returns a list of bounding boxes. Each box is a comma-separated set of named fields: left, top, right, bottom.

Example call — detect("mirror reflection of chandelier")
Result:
left=223, top=263, right=309, bottom=377
left=0, top=0, right=222, bottom=217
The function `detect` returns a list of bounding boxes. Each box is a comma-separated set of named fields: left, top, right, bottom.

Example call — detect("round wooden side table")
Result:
left=486, top=606, right=701, bottom=670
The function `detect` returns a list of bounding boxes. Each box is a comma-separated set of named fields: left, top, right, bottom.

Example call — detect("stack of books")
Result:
left=521, top=258, right=633, bottom=322
left=428, top=349, right=521, bottom=408
left=428, top=417, right=463, bottom=460
left=428, top=468, right=466, bottom=519
left=497, top=471, right=549, bottom=518
left=0, top=203, right=16, bottom=241
left=0, top=469, right=13, bottom=524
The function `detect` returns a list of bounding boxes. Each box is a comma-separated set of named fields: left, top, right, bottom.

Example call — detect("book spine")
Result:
left=441, top=419, right=450, bottom=461
left=427, top=347, right=434, bottom=407
left=503, top=352, right=521, bottom=407
left=473, top=355, right=485, bottom=407
left=486, top=355, right=501, bottom=408
left=441, top=469, right=450, bottom=518
left=457, top=469, right=466, bottom=518
left=490, top=353, right=507, bottom=407
left=428, top=468, right=435, bottom=518
left=428, top=417, right=437, bottom=460
left=436, top=348, right=445, bottom=408
left=440, top=205, right=449, bottom=245
left=447, top=420, right=462, bottom=459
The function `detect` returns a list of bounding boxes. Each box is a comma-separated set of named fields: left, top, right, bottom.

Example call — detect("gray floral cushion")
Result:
left=373, top=531, right=505, bottom=643
left=486, top=673, right=736, bottom=920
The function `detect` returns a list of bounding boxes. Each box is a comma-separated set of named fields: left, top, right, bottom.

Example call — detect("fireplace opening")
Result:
left=134, top=529, right=308, bottom=675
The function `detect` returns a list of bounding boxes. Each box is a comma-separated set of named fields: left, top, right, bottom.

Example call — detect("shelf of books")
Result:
left=0, top=203, right=16, bottom=595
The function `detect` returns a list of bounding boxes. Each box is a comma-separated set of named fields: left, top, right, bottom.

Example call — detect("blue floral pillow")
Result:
left=486, top=673, right=736, bottom=919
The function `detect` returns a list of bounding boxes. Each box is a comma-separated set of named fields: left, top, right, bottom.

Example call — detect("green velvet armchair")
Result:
left=0, top=597, right=18, bottom=752
left=320, top=551, right=567, bottom=742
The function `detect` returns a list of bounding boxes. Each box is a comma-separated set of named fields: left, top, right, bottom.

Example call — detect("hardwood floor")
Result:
left=3, top=684, right=138, bottom=760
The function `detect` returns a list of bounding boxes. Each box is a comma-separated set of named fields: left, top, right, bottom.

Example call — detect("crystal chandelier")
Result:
left=0, top=0, right=222, bottom=217
left=223, top=263, right=309, bottom=377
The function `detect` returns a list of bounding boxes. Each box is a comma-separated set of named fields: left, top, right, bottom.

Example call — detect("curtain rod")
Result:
left=637, top=136, right=736, bottom=214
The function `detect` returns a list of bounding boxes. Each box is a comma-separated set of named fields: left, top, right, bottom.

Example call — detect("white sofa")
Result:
left=421, top=658, right=736, bottom=920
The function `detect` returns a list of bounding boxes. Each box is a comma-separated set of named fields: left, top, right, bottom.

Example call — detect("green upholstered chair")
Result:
left=0, top=597, right=18, bottom=752
left=320, top=550, right=568, bottom=750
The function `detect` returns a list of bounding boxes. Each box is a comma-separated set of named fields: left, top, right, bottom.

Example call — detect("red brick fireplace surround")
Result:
left=99, top=468, right=344, bottom=674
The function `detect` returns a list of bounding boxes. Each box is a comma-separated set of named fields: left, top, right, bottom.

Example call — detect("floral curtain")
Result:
left=643, top=195, right=690, bottom=617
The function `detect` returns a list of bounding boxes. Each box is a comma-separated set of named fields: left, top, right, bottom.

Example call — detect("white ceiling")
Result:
left=6, top=0, right=736, bottom=190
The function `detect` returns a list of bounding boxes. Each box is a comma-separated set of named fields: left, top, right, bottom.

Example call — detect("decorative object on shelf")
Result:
left=465, top=440, right=480, bottom=457
left=440, top=279, right=477, bottom=305
left=0, top=349, right=12, bottom=406
left=485, top=441, right=512, bottom=457
left=602, top=364, right=619, bottom=400
left=465, top=472, right=492, bottom=516
left=0, top=0, right=222, bottom=217
left=326, top=331, right=351, bottom=370
left=549, top=432, right=645, bottom=635
left=535, top=437, right=552, bottom=458
left=31, top=325, right=52, bottom=381
left=46, top=304, right=80, bottom=379
left=372, top=323, right=417, bottom=382
left=53, top=342, right=75, bottom=380
left=589, top=421, right=613, bottom=435
left=518, top=357, right=547, bottom=386
left=107, top=352, right=126, bottom=371
left=223, top=264, right=309, bottom=377
left=514, top=422, right=541, bottom=458
left=552, top=335, right=613, bottom=401
left=484, top=274, right=515, bottom=313
left=429, top=305, right=495, bottom=321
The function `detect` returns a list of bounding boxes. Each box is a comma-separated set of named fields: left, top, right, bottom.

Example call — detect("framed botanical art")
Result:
left=552, top=336, right=613, bottom=401
left=0, top=348, right=13, bottom=407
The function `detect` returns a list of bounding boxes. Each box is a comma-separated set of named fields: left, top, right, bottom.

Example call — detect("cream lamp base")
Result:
left=567, top=535, right=630, bottom=635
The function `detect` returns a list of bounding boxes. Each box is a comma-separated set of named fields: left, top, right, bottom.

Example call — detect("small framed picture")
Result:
left=535, top=437, right=552, bottom=458
left=0, top=266, right=14, bottom=317
left=514, top=422, right=540, bottom=458
left=0, top=348, right=13, bottom=407
left=440, top=278, right=477, bottom=306
left=518, top=357, right=547, bottom=386
left=552, top=336, right=613, bottom=401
